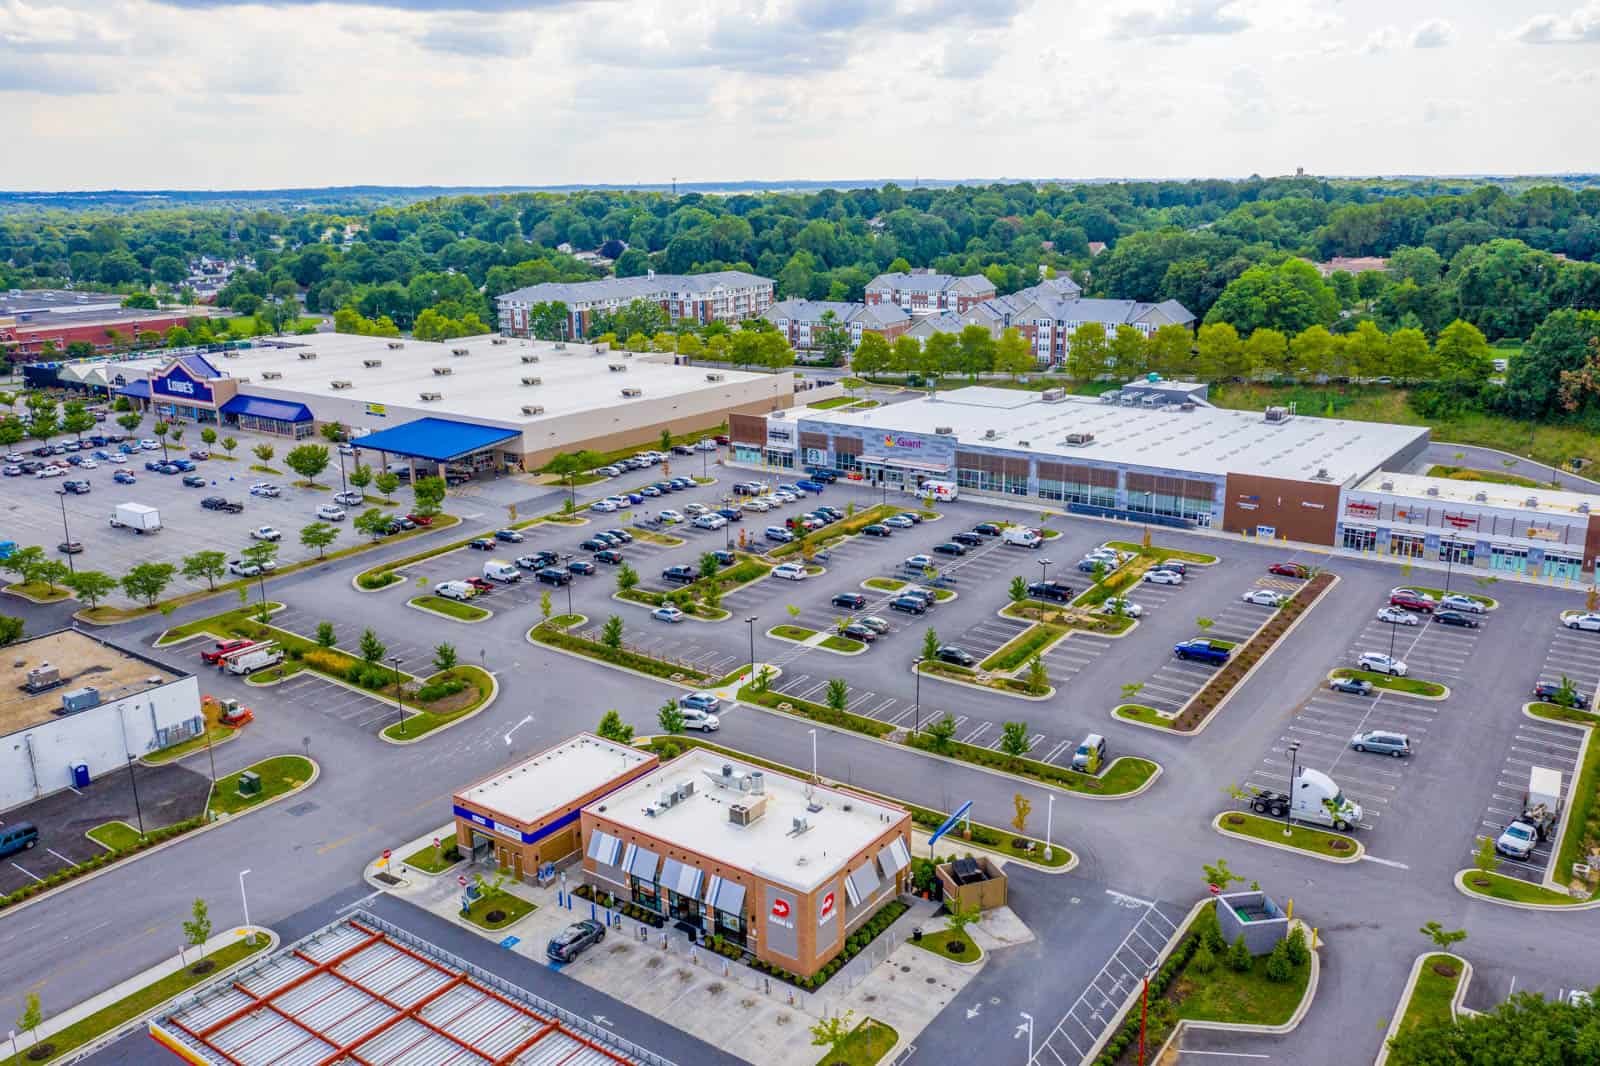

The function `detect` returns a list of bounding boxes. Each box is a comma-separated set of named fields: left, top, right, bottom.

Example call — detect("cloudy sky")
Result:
left=3, top=0, right=1598, bottom=190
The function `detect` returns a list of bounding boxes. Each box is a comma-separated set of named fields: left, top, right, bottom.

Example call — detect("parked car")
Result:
left=693, top=514, right=727, bottom=531
left=857, top=616, right=891, bottom=634
left=658, top=509, right=685, bottom=524
left=1565, top=612, right=1600, bottom=632
left=180, top=474, right=206, bottom=488
left=973, top=523, right=1003, bottom=537
left=679, top=707, right=720, bottom=731
left=1434, top=609, right=1480, bottom=628
left=567, top=559, right=596, bottom=576
left=1357, top=652, right=1407, bottom=676
left=796, top=479, right=826, bottom=492
left=1389, top=590, right=1436, bottom=613
left=841, top=622, right=877, bottom=642
left=1268, top=562, right=1310, bottom=578
left=34, top=465, right=64, bottom=478
left=883, top=515, right=915, bottom=529
left=772, top=563, right=808, bottom=581
left=226, top=559, right=263, bottom=577
left=1143, top=569, right=1182, bottom=585
left=590, top=499, right=619, bottom=513
left=1438, top=594, right=1485, bottom=614
left=1350, top=730, right=1411, bottom=757
left=516, top=551, right=559, bottom=570
left=190, top=449, right=210, bottom=460
left=495, top=529, right=525, bottom=543
left=1100, top=597, right=1142, bottom=617
left=935, top=645, right=976, bottom=667
left=468, top=538, right=496, bottom=551
left=603, top=529, right=634, bottom=544
left=715, top=508, right=743, bottom=522
left=1329, top=676, right=1375, bottom=696
left=466, top=576, right=495, bottom=594
left=932, top=542, right=967, bottom=557
left=1174, top=638, right=1229, bottom=664
left=249, top=526, right=281, bottom=542
left=1241, top=588, right=1285, bottom=607
left=1, top=464, right=20, bottom=477
left=862, top=524, right=891, bottom=538
left=1376, top=605, right=1420, bottom=626
left=832, top=592, right=867, bottom=610
left=546, top=919, right=606, bottom=963
left=765, top=526, right=794, bottom=543
left=334, top=490, right=363, bottom=506
left=1027, top=581, right=1075, bottom=604
left=1534, top=680, right=1590, bottom=706
left=113, top=470, right=137, bottom=484
left=57, top=540, right=84, bottom=554
left=1153, top=560, right=1187, bottom=575
left=202, top=639, right=256, bottom=664
left=903, top=554, right=934, bottom=571
left=680, top=691, right=720, bottom=713
left=435, top=580, right=477, bottom=601
left=652, top=605, right=685, bottom=623
left=172, top=459, right=196, bottom=472
left=315, top=504, right=346, bottom=521
left=595, top=548, right=624, bottom=565
left=249, top=483, right=280, bottom=498
left=890, top=595, right=928, bottom=615
left=663, top=565, right=697, bottom=584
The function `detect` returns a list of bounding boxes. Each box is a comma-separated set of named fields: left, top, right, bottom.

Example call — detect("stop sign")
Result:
left=1208, top=883, right=1220, bottom=895
left=458, top=875, right=468, bottom=887
left=382, top=849, right=391, bottom=861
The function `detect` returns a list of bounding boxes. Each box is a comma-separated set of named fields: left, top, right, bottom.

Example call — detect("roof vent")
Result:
left=418, top=391, right=441, bottom=402
left=260, top=370, right=282, bottom=381
left=1040, top=387, right=1066, bottom=403
left=1580, top=501, right=1591, bottom=514
left=1526, top=496, right=1539, bottom=508
left=491, top=337, right=507, bottom=345
left=1425, top=486, right=1439, bottom=497
left=330, top=380, right=352, bottom=390
left=1064, top=431, right=1096, bottom=447
left=608, top=363, right=627, bottom=372
left=451, top=347, right=469, bottom=357
left=554, top=342, right=566, bottom=350
left=520, top=354, right=540, bottom=364
left=1263, top=406, right=1290, bottom=423
left=983, top=429, right=998, bottom=440
left=706, top=373, right=725, bottom=382
left=593, top=342, right=610, bottom=353
left=1315, top=467, right=1330, bottom=480
left=520, top=376, right=542, bottom=386
left=935, top=426, right=953, bottom=435
left=521, top=404, right=545, bottom=416
left=387, top=341, right=405, bottom=350
left=1180, top=402, right=1196, bottom=411
left=362, top=359, right=382, bottom=368
left=432, top=366, right=452, bottom=376
left=1380, top=479, right=1394, bottom=491
left=1017, top=439, right=1031, bottom=448
left=297, top=351, right=317, bottom=361
left=1473, top=491, right=1488, bottom=502
left=621, top=387, right=642, bottom=398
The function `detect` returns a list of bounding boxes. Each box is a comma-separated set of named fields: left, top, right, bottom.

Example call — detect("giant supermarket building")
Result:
left=735, top=382, right=1600, bottom=580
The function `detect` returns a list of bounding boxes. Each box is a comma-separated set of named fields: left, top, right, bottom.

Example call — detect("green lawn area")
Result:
left=530, top=623, right=709, bottom=682
left=548, top=613, right=585, bottom=628
left=1106, top=541, right=1219, bottom=564
left=807, top=395, right=858, bottom=409
left=209, top=756, right=314, bottom=817
left=1554, top=707, right=1600, bottom=897
left=813, top=1019, right=898, bottom=1066
left=1461, top=870, right=1583, bottom=905
left=821, top=635, right=865, bottom=653
left=1217, top=812, right=1360, bottom=858
left=980, top=623, right=1068, bottom=672
left=910, top=923, right=981, bottom=963
left=1529, top=701, right=1599, bottom=725
left=771, top=624, right=817, bottom=641
left=1115, top=704, right=1175, bottom=728
left=460, top=892, right=537, bottom=930
left=1331, top=668, right=1447, bottom=697
left=156, top=602, right=284, bottom=646
left=1427, top=464, right=1544, bottom=488
left=1174, top=934, right=1311, bottom=1026
left=902, top=729, right=1157, bottom=796
left=4, top=581, right=70, bottom=601
left=0, top=936, right=269, bottom=1066
left=1406, top=585, right=1498, bottom=607
left=627, top=527, right=686, bottom=546
left=1398, top=955, right=1463, bottom=1036
left=381, top=665, right=495, bottom=741
left=403, top=839, right=463, bottom=873
left=865, top=577, right=905, bottom=591
left=87, top=821, right=143, bottom=851
left=410, top=594, right=490, bottom=621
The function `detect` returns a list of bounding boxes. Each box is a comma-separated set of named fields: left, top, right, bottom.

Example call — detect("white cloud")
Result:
left=1513, top=4, right=1600, bottom=44
left=1408, top=18, right=1454, bottom=48
left=1422, top=99, right=1464, bottom=123
left=1361, top=25, right=1400, bottom=53
left=1106, top=0, right=1249, bottom=42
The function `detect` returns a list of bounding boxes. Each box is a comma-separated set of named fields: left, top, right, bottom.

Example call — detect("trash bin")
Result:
left=72, top=762, right=90, bottom=788
left=237, top=770, right=262, bottom=796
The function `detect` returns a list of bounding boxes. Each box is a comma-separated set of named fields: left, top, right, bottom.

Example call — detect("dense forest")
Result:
left=4, top=177, right=1600, bottom=423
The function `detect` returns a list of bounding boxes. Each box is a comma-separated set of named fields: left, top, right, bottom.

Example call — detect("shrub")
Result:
left=1264, top=940, right=1294, bottom=983
left=1282, top=927, right=1309, bottom=966
left=416, top=677, right=467, bottom=703
left=1190, top=941, right=1216, bottom=974
left=1227, top=934, right=1253, bottom=973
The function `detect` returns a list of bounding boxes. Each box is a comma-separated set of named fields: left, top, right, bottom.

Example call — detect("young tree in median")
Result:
left=200, top=427, right=217, bottom=448
left=826, top=678, right=849, bottom=713
left=25, top=393, right=58, bottom=444
left=33, top=559, right=69, bottom=595
left=1473, top=835, right=1502, bottom=878
left=63, top=569, right=117, bottom=608
left=411, top=475, right=446, bottom=518
left=241, top=541, right=278, bottom=573
left=121, top=562, right=177, bottom=607
left=922, top=626, right=940, bottom=662
left=284, top=443, right=331, bottom=485
left=1203, top=857, right=1244, bottom=893
left=926, top=713, right=957, bottom=752
left=348, top=463, right=373, bottom=495
left=375, top=470, right=401, bottom=501
left=315, top=621, right=337, bottom=648
left=0, top=615, right=24, bottom=646
left=1008, top=575, right=1028, bottom=604
left=539, top=589, right=552, bottom=625
left=658, top=699, right=686, bottom=735
left=1012, top=793, right=1032, bottom=836
left=16, top=990, right=43, bottom=1053
left=221, top=435, right=237, bottom=458
left=1000, top=721, right=1033, bottom=760
left=117, top=411, right=143, bottom=436
left=359, top=628, right=386, bottom=664
left=320, top=421, right=347, bottom=443
left=252, top=442, right=275, bottom=467
left=597, top=709, right=633, bottom=742
left=809, top=1009, right=856, bottom=1064
left=432, top=642, right=457, bottom=675
left=699, top=551, right=720, bottom=580
left=601, top=614, right=624, bottom=650
left=354, top=507, right=389, bottom=541
left=0, top=545, right=45, bottom=588
left=615, top=562, right=639, bottom=593
left=1420, top=920, right=1468, bottom=954
left=61, top=399, right=94, bottom=442
left=183, top=897, right=213, bottom=965
left=1026, top=654, right=1049, bottom=695
left=300, top=521, right=340, bottom=559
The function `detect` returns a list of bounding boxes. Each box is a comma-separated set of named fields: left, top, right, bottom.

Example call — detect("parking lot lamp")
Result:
left=809, top=728, right=818, bottom=783
left=745, top=616, right=758, bottom=684
left=1388, top=611, right=1398, bottom=659
left=561, top=554, right=574, bottom=619
left=913, top=657, right=923, bottom=735
left=58, top=492, right=75, bottom=574
left=1038, top=557, right=1052, bottom=586
left=125, top=754, right=145, bottom=837
left=1044, top=793, right=1054, bottom=862
left=239, top=868, right=254, bottom=945
left=1285, top=740, right=1300, bottom=837
left=336, top=446, right=348, bottom=493
left=1444, top=546, right=1455, bottom=595
left=389, top=656, right=406, bottom=737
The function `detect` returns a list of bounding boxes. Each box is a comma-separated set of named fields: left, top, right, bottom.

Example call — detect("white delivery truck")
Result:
left=224, top=642, right=285, bottom=676
left=1246, top=767, right=1363, bottom=831
left=108, top=502, right=162, bottom=534
left=921, top=479, right=959, bottom=502
left=1001, top=526, right=1041, bottom=548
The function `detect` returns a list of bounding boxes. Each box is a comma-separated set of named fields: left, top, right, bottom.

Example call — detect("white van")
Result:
left=435, top=580, right=477, bottom=601
left=483, top=561, right=521, bottom=583
left=1001, top=526, right=1041, bottom=548
left=921, top=480, right=959, bottom=502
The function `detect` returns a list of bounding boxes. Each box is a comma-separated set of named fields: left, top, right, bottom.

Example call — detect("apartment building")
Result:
left=765, top=299, right=912, bottom=351
left=864, top=271, right=996, bottom=315
left=496, top=270, right=775, bottom=339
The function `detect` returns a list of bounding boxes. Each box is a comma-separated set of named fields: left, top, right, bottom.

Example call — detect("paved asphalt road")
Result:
left=3, top=464, right=1600, bottom=1066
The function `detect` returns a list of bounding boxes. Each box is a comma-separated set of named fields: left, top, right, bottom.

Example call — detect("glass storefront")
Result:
left=1544, top=551, right=1582, bottom=581
left=714, top=907, right=747, bottom=946
left=764, top=448, right=795, bottom=469
left=1489, top=545, right=1528, bottom=574
left=1343, top=527, right=1377, bottom=552
left=733, top=444, right=763, bottom=464
left=1389, top=533, right=1425, bottom=558
left=1125, top=488, right=1215, bottom=522
left=630, top=876, right=662, bottom=914
left=954, top=467, right=1028, bottom=496
left=1439, top=539, right=1474, bottom=565
left=235, top=413, right=314, bottom=439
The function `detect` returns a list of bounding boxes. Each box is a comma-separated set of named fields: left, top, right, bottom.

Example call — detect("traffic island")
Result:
left=811, top=1019, right=899, bottom=1066
left=909, top=920, right=983, bottom=965
left=1328, top=669, right=1449, bottom=700
left=407, top=594, right=491, bottom=623
left=1213, top=812, right=1364, bottom=863
left=1114, top=703, right=1175, bottom=728
left=529, top=621, right=711, bottom=684
left=209, top=755, right=317, bottom=818
left=380, top=665, right=498, bottom=742
left=1376, top=952, right=1471, bottom=1066
left=1454, top=869, right=1595, bottom=908
left=460, top=891, right=537, bottom=932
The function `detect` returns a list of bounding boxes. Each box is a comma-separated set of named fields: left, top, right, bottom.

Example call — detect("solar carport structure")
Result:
left=149, top=913, right=672, bottom=1066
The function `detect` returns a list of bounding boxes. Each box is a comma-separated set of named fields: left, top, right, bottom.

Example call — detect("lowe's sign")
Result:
left=153, top=365, right=213, bottom=403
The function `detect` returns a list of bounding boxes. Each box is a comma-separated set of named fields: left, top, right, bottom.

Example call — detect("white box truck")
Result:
left=108, top=502, right=161, bottom=534
left=224, top=642, right=284, bottom=675
left=1001, top=526, right=1041, bottom=548
left=1247, top=767, right=1363, bottom=831
left=1496, top=768, right=1561, bottom=860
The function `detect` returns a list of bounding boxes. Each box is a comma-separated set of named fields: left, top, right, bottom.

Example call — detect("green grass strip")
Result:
left=1461, top=870, right=1584, bottom=905
left=1398, top=955, right=1464, bottom=1036
left=1217, top=811, right=1359, bottom=857
left=409, top=595, right=490, bottom=621
left=460, top=893, right=537, bottom=930
left=210, top=756, right=314, bottom=817
left=86, top=821, right=143, bottom=851
left=1330, top=668, right=1446, bottom=696
left=1115, top=704, right=1175, bottom=728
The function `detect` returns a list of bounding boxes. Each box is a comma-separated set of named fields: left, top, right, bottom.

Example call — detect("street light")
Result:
left=389, top=655, right=406, bottom=737
left=745, top=615, right=758, bottom=684
left=1284, top=740, right=1301, bottom=838
left=239, top=869, right=254, bottom=945
left=1038, top=557, right=1053, bottom=586
left=336, top=446, right=348, bottom=493
left=561, top=553, right=574, bottom=621
left=125, top=754, right=145, bottom=837
left=1044, top=793, right=1054, bottom=862
left=808, top=728, right=818, bottom=783
left=57, top=492, right=76, bottom=574
left=1443, top=544, right=1455, bottom=595
left=913, top=656, right=924, bottom=736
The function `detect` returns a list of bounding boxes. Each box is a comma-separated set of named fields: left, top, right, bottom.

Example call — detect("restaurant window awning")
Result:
left=658, top=857, right=704, bottom=898
left=585, top=830, right=623, bottom=867
left=704, top=875, right=746, bottom=915
left=623, top=842, right=661, bottom=881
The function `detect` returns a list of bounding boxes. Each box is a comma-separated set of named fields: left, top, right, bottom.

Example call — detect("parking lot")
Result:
left=2, top=424, right=416, bottom=607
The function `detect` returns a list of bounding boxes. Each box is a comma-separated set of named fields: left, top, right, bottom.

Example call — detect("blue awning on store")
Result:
left=116, top=380, right=151, bottom=399
left=351, top=417, right=518, bottom=462
left=220, top=395, right=312, bottom=423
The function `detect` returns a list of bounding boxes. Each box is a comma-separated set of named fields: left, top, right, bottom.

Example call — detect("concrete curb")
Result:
left=152, top=602, right=288, bottom=648
left=765, top=627, right=867, bottom=656
left=525, top=628, right=707, bottom=691
left=1173, top=917, right=1322, bottom=1038
left=610, top=591, right=729, bottom=625
left=911, top=661, right=1054, bottom=702
left=1523, top=702, right=1600, bottom=727
left=379, top=667, right=501, bottom=747
left=1374, top=951, right=1472, bottom=1066
left=406, top=597, right=494, bottom=624
left=1326, top=669, right=1451, bottom=702
left=1212, top=812, right=1365, bottom=864
left=1452, top=869, right=1600, bottom=910
left=4, top=584, right=75, bottom=605
left=997, top=601, right=1142, bottom=639
left=0, top=755, right=320, bottom=926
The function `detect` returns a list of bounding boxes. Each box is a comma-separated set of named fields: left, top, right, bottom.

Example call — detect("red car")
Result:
left=466, top=577, right=495, bottom=593
left=406, top=513, right=433, bottom=526
left=714, top=434, right=731, bottom=446
left=202, top=639, right=255, bottom=664
left=1268, top=562, right=1309, bottom=578
left=1389, top=591, right=1435, bottom=613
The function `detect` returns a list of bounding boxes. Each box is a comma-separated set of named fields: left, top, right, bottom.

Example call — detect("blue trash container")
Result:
left=72, top=762, right=90, bottom=788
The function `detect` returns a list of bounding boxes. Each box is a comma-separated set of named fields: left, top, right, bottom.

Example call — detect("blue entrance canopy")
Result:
left=220, top=395, right=312, bottom=423
left=116, top=380, right=152, bottom=399
left=352, top=417, right=519, bottom=462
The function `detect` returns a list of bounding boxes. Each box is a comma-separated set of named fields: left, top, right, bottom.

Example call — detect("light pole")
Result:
left=1388, top=611, right=1398, bottom=659
left=1444, top=544, right=1455, bottom=595
left=1038, top=557, right=1052, bottom=586
left=389, top=655, right=406, bottom=737
left=562, top=554, right=574, bottom=621
left=1285, top=740, right=1300, bottom=837
left=239, top=868, right=254, bottom=945
left=808, top=728, right=818, bottom=783
left=1019, top=1012, right=1034, bottom=1065
left=913, top=656, right=924, bottom=735
left=1044, top=793, right=1054, bottom=861
left=125, top=754, right=144, bottom=837
left=58, top=492, right=76, bottom=573
left=745, top=615, right=758, bottom=684
left=337, top=446, right=348, bottom=493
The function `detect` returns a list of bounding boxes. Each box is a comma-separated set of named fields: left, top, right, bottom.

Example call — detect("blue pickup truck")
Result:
left=1174, top=638, right=1231, bottom=664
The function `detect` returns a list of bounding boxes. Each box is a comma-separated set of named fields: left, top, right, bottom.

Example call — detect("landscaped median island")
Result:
left=1115, top=703, right=1174, bottom=728
left=530, top=620, right=710, bottom=683
left=768, top=503, right=938, bottom=560
left=86, top=821, right=143, bottom=851
left=616, top=553, right=770, bottom=621
left=811, top=1018, right=898, bottom=1066
left=353, top=509, right=572, bottom=590
left=210, top=755, right=315, bottom=817
left=0, top=935, right=271, bottom=1066
left=1103, top=541, right=1219, bottom=565
left=625, top=526, right=686, bottom=546
left=1393, top=954, right=1466, bottom=1039
left=1527, top=700, right=1600, bottom=727
left=738, top=680, right=895, bottom=736
left=903, top=730, right=1159, bottom=797
left=1329, top=668, right=1449, bottom=698
left=380, top=665, right=495, bottom=741
left=1215, top=811, right=1362, bottom=861
left=409, top=594, right=490, bottom=622
left=1456, top=869, right=1587, bottom=905
left=460, top=890, right=537, bottom=931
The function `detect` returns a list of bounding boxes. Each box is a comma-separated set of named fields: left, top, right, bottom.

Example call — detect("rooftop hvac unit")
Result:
left=1180, top=402, right=1196, bottom=411
left=1473, top=491, right=1488, bottom=502
left=521, top=354, right=540, bottom=364
left=60, top=686, right=100, bottom=714
left=935, top=425, right=953, bottom=435
left=387, top=341, right=405, bottom=350
left=1580, top=502, right=1591, bottom=514
left=330, top=380, right=352, bottom=390
left=750, top=771, right=765, bottom=794
left=1315, top=467, right=1330, bottom=480
left=451, top=347, right=469, bottom=357
left=1380, top=479, right=1394, bottom=491
left=1040, top=387, right=1066, bottom=402
left=432, top=366, right=452, bottom=376
left=1064, top=431, right=1095, bottom=446
left=1425, top=486, right=1439, bottom=497
left=593, top=342, right=610, bottom=353
left=491, top=337, right=507, bottom=345
left=362, top=359, right=382, bottom=368
left=1263, top=406, right=1290, bottom=423
left=1526, top=497, right=1540, bottom=508
left=222, top=351, right=238, bottom=358
left=983, top=429, right=998, bottom=439
left=1017, top=439, right=1031, bottom=448
left=24, top=663, right=62, bottom=693
left=419, top=391, right=441, bottom=402
left=706, top=373, right=725, bottom=382
left=297, top=351, right=317, bottom=361
left=261, top=370, right=283, bottom=380
left=621, top=387, right=642, bottom=398
left=729, top=794, right=769, bottom=826
left=554, top=342, right=566, bottom=350
left=1099, top=390, right=1120, bottom=404
left=520, top=376, right=542, bottom=386
left=608, top=363, right=627, bottom=372
left=520, top=405, right=545, bottom=416
left=790, top=816, right=811, bottom=836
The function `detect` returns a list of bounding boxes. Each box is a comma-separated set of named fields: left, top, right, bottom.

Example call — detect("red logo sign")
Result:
left=1443, top=513, right=1477, bottom=528
left=820, top=892, right=836, bottom=920
left=771, top=899, right=791, bottom=919
left=1346, top=501, right=1379, bottom=515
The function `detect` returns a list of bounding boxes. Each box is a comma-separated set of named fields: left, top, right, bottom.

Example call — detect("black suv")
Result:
left=936, top=645, right=977, bottom=667
left=202, top=496, right=244, bottom=513
left=952, top=531, right=983, bottom=547
left=973, top=523, right=1002, bottom=536
left=832, top=592, right=867, bottom=610
left=547, top=919, right=605, bottom=963
left=536, top=567, right=571, bottom=586
left=662, top=565, right=697, bottom=584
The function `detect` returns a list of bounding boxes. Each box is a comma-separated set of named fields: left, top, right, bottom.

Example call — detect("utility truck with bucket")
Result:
left=222, top=641, right=284, bottom=676
left=1496, top=766, right=1562, bottom=860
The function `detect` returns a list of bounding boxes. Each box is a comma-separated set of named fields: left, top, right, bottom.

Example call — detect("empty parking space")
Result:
left=269, top=672, right=403, bottom=732
left=1537, top=628, right=1600, bottom=699
left=1473, top=716, right=1582, bottom=883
